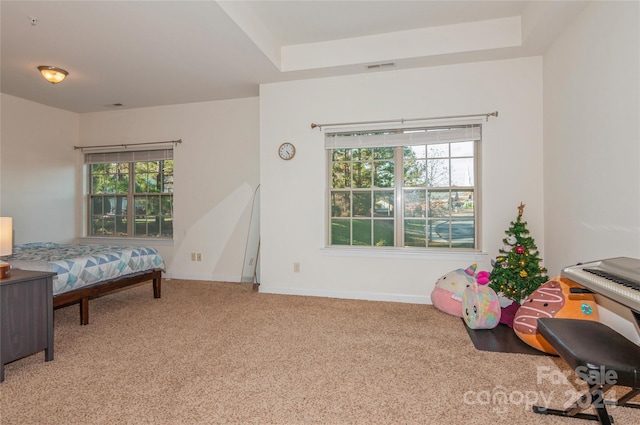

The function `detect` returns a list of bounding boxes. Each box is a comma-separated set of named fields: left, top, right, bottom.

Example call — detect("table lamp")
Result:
left=0, top=217, right=13, bottom=278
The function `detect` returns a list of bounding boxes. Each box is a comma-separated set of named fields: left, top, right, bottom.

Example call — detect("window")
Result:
left=86, top=149, right=174, bottom=238
left=327, top=124, right=480, bottom=249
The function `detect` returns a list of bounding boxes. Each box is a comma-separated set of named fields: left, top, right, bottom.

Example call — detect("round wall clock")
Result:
left=278, top=142, right=296, bottom=160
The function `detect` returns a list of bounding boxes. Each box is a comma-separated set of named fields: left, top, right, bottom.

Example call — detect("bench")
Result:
left=532, top=318, right=640, bottom=424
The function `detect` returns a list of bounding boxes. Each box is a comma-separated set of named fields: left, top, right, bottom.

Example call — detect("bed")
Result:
left=0, top=242, right=165, bottom=325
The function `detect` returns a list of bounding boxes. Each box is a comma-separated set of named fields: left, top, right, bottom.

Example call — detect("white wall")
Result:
left=0, top=94, right=79, bottom=243
left=5, top=0, right=635, bottom=310
left=259, top=57, right=545, bottom=302
left=79, top=98, right=260, bottom=281
left=543, top=0, right=640, bottom=342
left=1, top=95, right=259, bottom=282
left=543, top=0, right=640, bottom=273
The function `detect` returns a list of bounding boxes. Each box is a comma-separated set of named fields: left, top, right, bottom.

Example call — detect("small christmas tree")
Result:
left=489, top=203, right=548, bottom=303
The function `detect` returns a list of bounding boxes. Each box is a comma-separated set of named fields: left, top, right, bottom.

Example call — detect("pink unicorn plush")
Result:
left=430, top=264, right=478, bottom=317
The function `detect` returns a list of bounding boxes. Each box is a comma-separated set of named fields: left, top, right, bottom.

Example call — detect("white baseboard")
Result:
left=165, top=272, right=240, bottom=283
left=162, top=276, right=433, bottom=305
left=258, top=285, right=432, bottom=305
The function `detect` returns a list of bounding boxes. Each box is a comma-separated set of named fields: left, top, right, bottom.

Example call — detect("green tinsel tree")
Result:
left=489, top=203, right=548, bottom=303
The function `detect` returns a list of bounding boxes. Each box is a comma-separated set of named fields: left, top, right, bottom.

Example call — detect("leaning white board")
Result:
left=241, top=185, right=260, bottom=284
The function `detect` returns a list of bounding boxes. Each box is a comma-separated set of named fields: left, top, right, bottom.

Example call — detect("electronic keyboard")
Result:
left=562, top=257, right=640, bottom=314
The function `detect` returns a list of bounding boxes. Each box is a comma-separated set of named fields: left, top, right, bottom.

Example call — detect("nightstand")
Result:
left=1, top=269, right=55, bottom=382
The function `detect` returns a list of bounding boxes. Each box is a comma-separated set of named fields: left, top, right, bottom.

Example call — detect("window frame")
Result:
left=326, top=123, right=481, bottom=251
left=85, top=150, right=174, bottom=239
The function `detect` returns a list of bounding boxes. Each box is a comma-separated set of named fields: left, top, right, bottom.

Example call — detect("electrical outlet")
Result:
left=191, top=252, right=196, bottom=261
left=293, top=262, right=301, bottom=273
left=196, top=253, right=202, bottom=261
left=249, top=257, right=254, bottom=266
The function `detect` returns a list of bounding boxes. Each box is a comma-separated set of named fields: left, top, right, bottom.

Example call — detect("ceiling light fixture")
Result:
left=38, top=66, right=68, bottom=84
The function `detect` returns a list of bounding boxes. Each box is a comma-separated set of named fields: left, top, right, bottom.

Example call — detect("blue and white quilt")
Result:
left=1, top=242, right=165, bottom=295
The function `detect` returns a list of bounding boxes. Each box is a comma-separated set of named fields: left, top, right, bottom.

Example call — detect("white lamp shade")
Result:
left=0, top=217, right=13, bottom=256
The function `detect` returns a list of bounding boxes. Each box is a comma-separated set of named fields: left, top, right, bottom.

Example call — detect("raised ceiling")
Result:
left=0, top=1, right=588, bottom=113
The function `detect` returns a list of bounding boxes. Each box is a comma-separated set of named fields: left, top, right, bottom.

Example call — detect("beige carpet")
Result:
left=1, top=279, right=638, bottom=424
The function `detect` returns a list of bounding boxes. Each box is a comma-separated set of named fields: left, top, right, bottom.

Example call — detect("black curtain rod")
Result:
left=73, top=139, right=182, bottom=150
left=311, top=111, right=498, bottom=130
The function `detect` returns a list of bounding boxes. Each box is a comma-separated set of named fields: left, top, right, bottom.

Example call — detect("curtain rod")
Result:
left=73, top=139, right=182, bottom=151
left=310, top=111, right=498, bottom=130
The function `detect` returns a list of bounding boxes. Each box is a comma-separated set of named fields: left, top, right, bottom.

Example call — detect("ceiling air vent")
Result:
left=367, top=62, right=396, bottom=70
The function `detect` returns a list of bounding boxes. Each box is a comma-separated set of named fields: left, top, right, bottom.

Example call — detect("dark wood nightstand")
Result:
left=1, top=269, right=55, bottom=382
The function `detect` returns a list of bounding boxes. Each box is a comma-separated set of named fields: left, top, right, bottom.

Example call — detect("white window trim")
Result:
left=77, top=236, right=174, bottom=247
left=325, top=121, right=482, bottom=250
left=85, top=149, right=174, bottom=239
left=320, top=246, right=488, bottom=262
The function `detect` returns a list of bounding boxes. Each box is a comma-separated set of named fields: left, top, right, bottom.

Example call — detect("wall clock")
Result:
left=278, top=142, right=296, bottom=160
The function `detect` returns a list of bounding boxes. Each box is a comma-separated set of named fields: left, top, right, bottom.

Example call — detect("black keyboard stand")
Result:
left=570, top=287, right=594, bottom=294
left=532, top=318, right=640, bottom=425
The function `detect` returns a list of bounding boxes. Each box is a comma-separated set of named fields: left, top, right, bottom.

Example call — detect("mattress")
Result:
left=1, top=242, right=165, bottom=295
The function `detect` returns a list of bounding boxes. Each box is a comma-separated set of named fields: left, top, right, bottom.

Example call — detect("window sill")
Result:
left=77, top=236, right=174, bottom=247
left=320, top=246, right=488, bottom=262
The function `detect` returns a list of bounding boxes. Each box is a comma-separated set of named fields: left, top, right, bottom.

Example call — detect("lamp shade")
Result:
left=38, top=66, right=68, bottom=84
left=0, top=217, right=13, bottom=256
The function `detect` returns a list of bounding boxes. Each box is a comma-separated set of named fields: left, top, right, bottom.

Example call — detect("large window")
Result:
left=328, top=124, right=480, bottom=249
left=86, top=149, right=174, bottom=238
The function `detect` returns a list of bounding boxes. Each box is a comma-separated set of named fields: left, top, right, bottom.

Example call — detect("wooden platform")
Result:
left=463, top=319, right=551, bottom=356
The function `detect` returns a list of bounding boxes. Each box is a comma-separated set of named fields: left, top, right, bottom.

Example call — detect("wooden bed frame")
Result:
left=53, top=268, right=162, bottom=325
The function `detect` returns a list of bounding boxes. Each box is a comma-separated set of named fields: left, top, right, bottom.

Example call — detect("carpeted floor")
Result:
left=1, top=279, right=638, bottom=424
